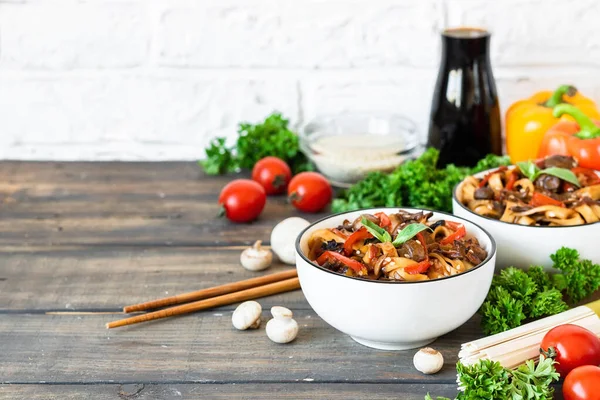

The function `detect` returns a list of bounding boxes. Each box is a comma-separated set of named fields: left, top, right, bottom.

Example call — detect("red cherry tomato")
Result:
left=563, top=365, right=600, bottom=400
left=218, top=179, right=266, bottom=223
left=540, top=324, right=600, bottom=378
left=287, top=172, right=332, bottom=213
left=251, top=157, right=292, bottom=195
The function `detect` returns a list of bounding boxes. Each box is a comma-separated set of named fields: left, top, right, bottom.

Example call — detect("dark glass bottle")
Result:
left=427, top=27, right=502, bottom=167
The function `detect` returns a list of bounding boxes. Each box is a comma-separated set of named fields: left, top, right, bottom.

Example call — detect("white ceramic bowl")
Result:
left=452, top=169, right=600, bottom=270
left=295, top=207, right=496, bottom=350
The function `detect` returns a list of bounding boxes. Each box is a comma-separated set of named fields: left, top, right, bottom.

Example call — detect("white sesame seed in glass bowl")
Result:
left=299, top=113, right=423, bottom=187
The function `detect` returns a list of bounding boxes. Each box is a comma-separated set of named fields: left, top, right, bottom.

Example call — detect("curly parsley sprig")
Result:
left=332, top=148, right=510, bottom=213
left=425, top=356, right=559, bottom=400
left=479, top=247, right=600, bottom=335
left=199, top=113, right=313, bottom=175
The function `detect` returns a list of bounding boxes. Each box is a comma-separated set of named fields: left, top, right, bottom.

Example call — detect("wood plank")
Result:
left=0, top=162, right=331, bottom=248
left=0, top=383, right=464, bottom=400
left=0, top=161, right=203, bottom=184
left=0, top=313, right=482, bottom=384
left=0, top=247, right=308, bottom=311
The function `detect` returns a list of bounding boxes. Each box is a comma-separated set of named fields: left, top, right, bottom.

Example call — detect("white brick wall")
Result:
left=0, top=0, right=599, bottom=160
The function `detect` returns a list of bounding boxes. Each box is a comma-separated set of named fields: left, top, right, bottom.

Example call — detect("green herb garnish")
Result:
left=424, top=356, right=559, bottom=400
left=333, top=148, right=510, bottom=213
left=479, top=247, right=600, bottom=335
left=360, top=217, right=430, bottom=246
left=360, top=217, right=391, bottom=243
left=516, top=160, right=581, bottom=187
left=551, top=247, right=600, bottom=303
left=198, top=113, right=313, bottom=175
left=391, top=223, right=431, bottom=246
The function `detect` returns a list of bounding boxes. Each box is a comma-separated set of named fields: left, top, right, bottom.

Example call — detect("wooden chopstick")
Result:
left=123, top=269, right=298, bottom=313
left=107, top=277, right=300, bottom=329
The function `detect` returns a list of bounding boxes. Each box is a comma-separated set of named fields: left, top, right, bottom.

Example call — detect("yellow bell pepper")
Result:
left=505, top=85, right=600, bottom=163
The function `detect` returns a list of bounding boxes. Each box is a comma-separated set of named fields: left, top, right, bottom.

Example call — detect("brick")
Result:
left=0, top=3, right=150, bottom=69
left=156, top=0, right=442, bottom=68
left=0, top=74, right=298, bottom=160
left=446, top=0, right=600, bottom=67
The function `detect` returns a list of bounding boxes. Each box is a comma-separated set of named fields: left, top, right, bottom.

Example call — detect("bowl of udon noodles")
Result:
left=295, top=207, right=496, bottom=350
left=453, top=155, right=600, bottom=269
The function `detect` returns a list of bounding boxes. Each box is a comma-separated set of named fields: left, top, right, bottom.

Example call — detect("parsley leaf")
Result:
left=526, top=266, right=553, bottom=291
left=479, top=247, right=600, bottom=335
left=551, top=247, right=600, bottom=303
left=333, top=148, right=510, bottom=213
left=425, top=356, right=559, bottom=400
left=456, top=360, right=511, bottom=399
left=509, top=356, right=559, bottom=400
left=198, top=138, right=237, bottom=175
left=199, top=113, right=313, bottom=175
left=529, top=289, right=568, bottom=318
left=480, top=286, right=526, bottom=335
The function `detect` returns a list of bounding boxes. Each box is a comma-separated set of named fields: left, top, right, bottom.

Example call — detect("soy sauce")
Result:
left=427, top=27, right=502, bottom=167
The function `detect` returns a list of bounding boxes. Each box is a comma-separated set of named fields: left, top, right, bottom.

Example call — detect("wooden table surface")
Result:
left=0, top=161, right=487, bottom=399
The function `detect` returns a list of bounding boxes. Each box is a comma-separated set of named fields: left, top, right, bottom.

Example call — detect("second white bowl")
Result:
left=452, top=169, right=600, bottom=270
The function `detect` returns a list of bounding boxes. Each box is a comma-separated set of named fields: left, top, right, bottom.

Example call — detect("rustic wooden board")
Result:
left=0, top=247, right=307, bottom=311
left=0, top=162, right=330, bottom=248
left=0, top=383, right=462, bottom=399
left=0, top=161, right=203, bottom=184
left=0, top=313, right=481, bottom=384
left=0, top=161, right=497, bottom=399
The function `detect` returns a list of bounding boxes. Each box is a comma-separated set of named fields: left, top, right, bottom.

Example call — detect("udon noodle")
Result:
left=457, top=155, right=600, bottom=226
left=306, top=210, right=487, bottom=281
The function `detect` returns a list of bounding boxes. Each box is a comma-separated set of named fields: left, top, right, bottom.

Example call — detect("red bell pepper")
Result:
left=404, top=260, right=431, bottom=275
left=478, top=166, right=508, bottom=188
left=538, top=104, right=600, bottom=170
left=505, top=169, right=519, bottom=191
left=444, top=221, right=462, bottom=231
left=343, top=227, right=372, bottom=255
left=416, top=232, right=428, bottom=260
left=531, top=192, right=565, bottom=208
left=571, top=167, right=600, bottom=185
left=440, top=223, right=466, bottom=245
left=316, top=251, right=364, bottom=273
left=374, top=212, right=391, bottom=230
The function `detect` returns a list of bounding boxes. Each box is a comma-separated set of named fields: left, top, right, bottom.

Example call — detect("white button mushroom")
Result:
left=266, top=306, right=299, bottom=343
left=240, top=240, right=273, bottom=271
left=413, top=347, right=444, bottom=375
left=232, top=301, right=262, bottom=330
left=270, top=217, right=310, bottom=265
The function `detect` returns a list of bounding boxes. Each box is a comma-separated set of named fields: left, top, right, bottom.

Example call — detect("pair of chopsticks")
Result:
left=106, top=269, right=300, bottom=329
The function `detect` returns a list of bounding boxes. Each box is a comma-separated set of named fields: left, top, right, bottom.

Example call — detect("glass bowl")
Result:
left=299, top=113, right=422, bottom=187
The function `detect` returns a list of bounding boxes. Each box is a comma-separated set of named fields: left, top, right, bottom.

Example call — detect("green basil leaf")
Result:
left=361, top=217, right=392, bottom=243
left=391, top=223, right=432, bottom=247
left=516, top=161, right=540, bottom=182
left=540, top=167, right=581, bottom=187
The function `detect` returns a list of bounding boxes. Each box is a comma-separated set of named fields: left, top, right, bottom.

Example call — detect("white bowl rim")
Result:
left=295, top=206, right=497, bottom=285
left=452, top=166, right=600, bottom=229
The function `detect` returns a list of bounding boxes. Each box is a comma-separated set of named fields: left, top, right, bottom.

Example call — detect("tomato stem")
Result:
left=272, top=174, right=286, bottom=191
left=217, top=204, right=226, bottom=218
left=288, top=192, right=301, bottom=204
left=544, top=85, right=577, bottom=108
left=553, top=104, right=600, bottom=139
left=540, top=346, right=557, bottom=359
